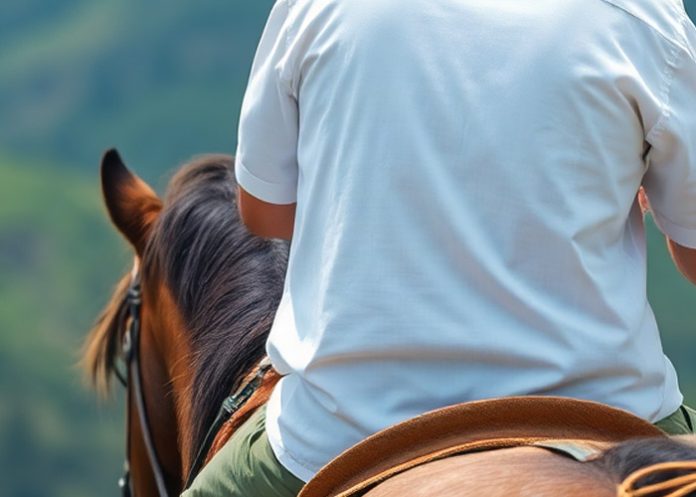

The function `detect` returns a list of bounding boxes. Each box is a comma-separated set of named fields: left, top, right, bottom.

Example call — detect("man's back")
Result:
left=235, top=0, right=696, bottom=481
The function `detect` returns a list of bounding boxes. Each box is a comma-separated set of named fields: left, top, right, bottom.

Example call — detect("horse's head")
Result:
left=83, top=149, right=188, bottom=497
left=83, top=150, right=287, bottom=497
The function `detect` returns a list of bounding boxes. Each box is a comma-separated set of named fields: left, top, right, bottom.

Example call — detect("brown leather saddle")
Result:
left=298, top=396, right=664, bottom=497
left=204, top=365, right=665, bottom=497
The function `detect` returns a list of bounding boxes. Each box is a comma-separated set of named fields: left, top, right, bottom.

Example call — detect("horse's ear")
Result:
left=101, top=149, right=162, bottom=254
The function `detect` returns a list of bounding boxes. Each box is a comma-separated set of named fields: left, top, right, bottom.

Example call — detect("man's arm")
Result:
left=237, top=186, right=296, bottom=240
left=668, top=239, right=696, bottom=285
left=232, top=1, right=299, bottom=240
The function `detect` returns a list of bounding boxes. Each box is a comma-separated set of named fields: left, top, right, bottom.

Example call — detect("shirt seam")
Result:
left=645, top=35, right=682, bottom=143
left=282, top=0, right=299, bottom=98
left=598, top=1, right=691, bottom=142
left=285, top=0, right=297, bottom=43
left=600, top=0, right=690, bottom=53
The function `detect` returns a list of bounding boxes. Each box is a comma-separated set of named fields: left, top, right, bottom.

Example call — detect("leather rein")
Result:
left=115, top=264, right=171, bottom=497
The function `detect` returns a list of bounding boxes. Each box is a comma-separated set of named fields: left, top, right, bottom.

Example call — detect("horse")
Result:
left=84, top=150, right=696, bottom=497
left=83, top=149, right=288, bottom=497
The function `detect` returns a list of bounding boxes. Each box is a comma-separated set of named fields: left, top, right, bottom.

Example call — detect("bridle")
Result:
left=115, top=262, right=172, bottom=497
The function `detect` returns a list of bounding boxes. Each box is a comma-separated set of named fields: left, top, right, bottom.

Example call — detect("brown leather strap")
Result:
left=204, top=368, right=280, bottom=464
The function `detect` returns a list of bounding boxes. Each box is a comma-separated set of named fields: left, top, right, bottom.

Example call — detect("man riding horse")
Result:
left=184, top=0, right=696, bottom=495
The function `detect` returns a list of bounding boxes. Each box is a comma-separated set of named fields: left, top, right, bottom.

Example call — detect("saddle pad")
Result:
left=299, top=396, right=664, bottom=497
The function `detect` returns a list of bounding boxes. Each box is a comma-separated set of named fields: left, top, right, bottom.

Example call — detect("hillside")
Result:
left=0, top=0, right=275, bottom=184
left=647, top=221, right=696, bottom=402
left=0, top=154, right=130, bottom=497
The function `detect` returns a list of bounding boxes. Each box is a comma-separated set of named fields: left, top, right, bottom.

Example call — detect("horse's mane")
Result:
left=84, top=154, right=288, bottom=468
left=599, top=437, right=696, bottom=495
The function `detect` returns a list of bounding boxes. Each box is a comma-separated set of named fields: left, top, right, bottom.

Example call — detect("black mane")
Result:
left=143, top=154, right=288, bottom=467
left=600, top=437, right=696, bottom=495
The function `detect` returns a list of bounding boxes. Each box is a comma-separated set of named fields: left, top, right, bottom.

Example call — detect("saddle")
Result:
left=298, top=396, right=665, bottom=497
left=204, top=366, right=666, bottom=497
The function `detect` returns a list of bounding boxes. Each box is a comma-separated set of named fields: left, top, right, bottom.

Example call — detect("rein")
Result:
left=117, top=265, right=171, bottom=497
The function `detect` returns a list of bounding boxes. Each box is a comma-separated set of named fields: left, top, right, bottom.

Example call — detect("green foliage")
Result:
left=687, top=0, right=696, bottom=19
left=0, top=0, right=274, bottom=184
left=0, top=155, right=129, bottom=497
left=646, top=217, right=696, bottom=402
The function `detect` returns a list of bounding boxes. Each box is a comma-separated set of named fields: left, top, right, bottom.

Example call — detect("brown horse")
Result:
left=84, top=150, right=696, bottom=497
left=84, top=150, right=288, bottom=496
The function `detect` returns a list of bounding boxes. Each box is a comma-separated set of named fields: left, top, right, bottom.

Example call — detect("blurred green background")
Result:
left=0, top=1, right=695, bottom=496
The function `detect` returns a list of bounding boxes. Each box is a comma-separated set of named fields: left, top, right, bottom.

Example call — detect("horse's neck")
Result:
left=147, top=283, right=196, bottom=474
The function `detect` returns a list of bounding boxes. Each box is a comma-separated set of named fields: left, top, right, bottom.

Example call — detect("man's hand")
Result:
left=237, top=186, right=296, bottom=240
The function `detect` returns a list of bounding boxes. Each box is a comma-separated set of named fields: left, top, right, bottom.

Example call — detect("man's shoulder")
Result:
left=600, top=0, right=692, bottom=52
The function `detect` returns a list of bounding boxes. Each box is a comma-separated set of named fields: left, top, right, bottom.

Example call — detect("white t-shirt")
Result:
left=235, top=0, right=696, bottom=482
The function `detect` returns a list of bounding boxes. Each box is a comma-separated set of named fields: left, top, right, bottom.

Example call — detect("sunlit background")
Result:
left=1, top=1, right=695, bottom=496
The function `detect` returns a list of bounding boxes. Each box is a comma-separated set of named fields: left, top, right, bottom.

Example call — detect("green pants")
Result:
left=182, top=406, right=304, bottom=497
left=182, top=404, right=696, bottom=497
left=654, top=404, right=696, bottom=436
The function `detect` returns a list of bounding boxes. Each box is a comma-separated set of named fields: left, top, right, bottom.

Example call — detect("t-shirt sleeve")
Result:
left=235, top=0, right=299, bottom=205
left=643, top=40, right=696, bottom=249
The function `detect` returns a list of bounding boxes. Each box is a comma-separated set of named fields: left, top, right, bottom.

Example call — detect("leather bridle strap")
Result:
left=183, top=357, right=274, bottom=490
left=119, top=267, right=172, bottom=497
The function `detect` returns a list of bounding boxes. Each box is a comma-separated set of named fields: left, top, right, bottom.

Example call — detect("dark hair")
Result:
left=143, top=154, right=289, bottom=468
left=599, top=437, right=696, bottom=496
